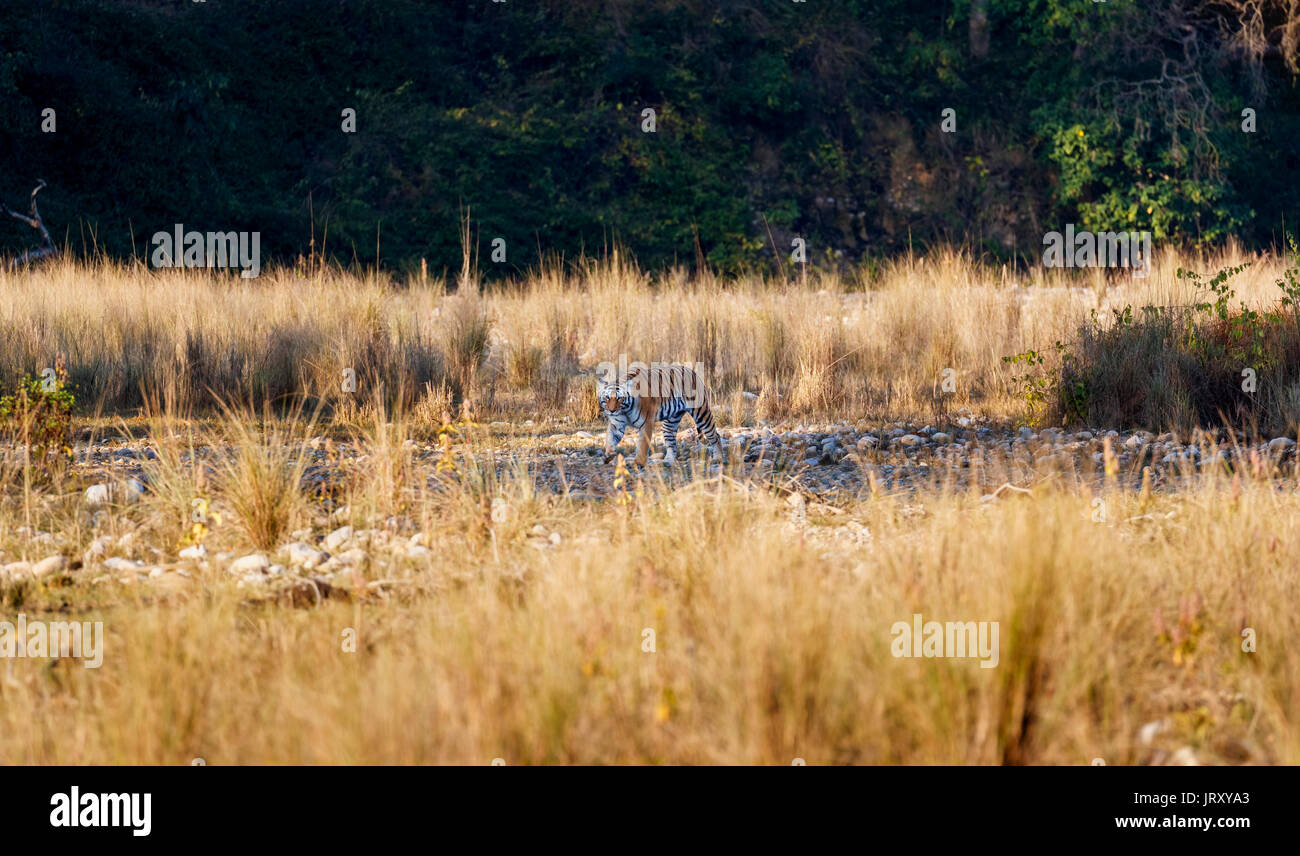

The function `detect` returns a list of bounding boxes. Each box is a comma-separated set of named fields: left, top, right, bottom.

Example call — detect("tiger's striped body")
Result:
left=599, top=363, right=722, bottom=466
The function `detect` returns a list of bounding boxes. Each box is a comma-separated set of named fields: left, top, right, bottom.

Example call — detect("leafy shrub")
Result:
left=1014, top=236, right=1300, bottom=434
left=0, top=361, right=76, bottom=484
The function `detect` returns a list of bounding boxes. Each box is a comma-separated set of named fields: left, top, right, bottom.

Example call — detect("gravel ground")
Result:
left=3, top=411, right=1293, bottom=601
left=63, top=410, right=1300, bottom=508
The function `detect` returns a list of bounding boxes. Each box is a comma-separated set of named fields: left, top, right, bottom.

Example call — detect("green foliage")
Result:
left=1021, top=236, right=1300, bottom=433
left=1003, top=341, right=1088, bottom=426
left=1001, top=349, right=1053, bottom=418
left=0, top=1, right=1297, bottom=273
left=0, top=367, right=77, bottom=484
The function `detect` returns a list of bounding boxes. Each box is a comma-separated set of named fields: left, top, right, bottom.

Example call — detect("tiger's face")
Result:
left=599, top=384, right=626, bottom=413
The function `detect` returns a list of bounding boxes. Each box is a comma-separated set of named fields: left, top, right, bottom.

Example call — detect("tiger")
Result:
left=598, top=362, right=723, bottom=466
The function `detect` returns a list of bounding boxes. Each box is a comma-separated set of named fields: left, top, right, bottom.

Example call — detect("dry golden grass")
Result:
left=0, top=243, right=1286, bottom=424
left=0, top=454, right=1294, bottom=764
left=0, top=249, right=1295, bottom=764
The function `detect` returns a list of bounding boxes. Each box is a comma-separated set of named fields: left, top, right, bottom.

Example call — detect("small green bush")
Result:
left=1010, top=236, right=1300, bottom=435
left=0, top=361, right=77, bottom=483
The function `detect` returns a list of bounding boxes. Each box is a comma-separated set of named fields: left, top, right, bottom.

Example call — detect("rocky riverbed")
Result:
left=61, top=411, right=1300, bottom=510
left=4, top=411, right=1295, bottom=600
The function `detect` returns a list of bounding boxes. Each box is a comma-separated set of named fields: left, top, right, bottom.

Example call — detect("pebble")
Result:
left=324, top=526, right=353, bottom=551
left=335, top=548, right=368, bottom=565
left=230, top=554, right=271, bottom=575
left=30, top=548, right=66, bottom=577
left=82, top=479, right=146, bottom=508
left=1, top=561, right=31, bottom=580
left=283, top=542, right=327, bottom=568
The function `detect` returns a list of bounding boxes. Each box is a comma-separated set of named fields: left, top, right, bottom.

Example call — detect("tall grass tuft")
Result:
left=214, top=400, right=317, bottom=550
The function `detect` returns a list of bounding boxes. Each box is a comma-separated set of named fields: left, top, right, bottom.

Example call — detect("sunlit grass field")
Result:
left=0, top=249, right=1295, bottom=764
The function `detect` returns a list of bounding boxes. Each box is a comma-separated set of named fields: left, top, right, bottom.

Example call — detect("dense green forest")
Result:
left=1, top=0, right=1298, bottom=276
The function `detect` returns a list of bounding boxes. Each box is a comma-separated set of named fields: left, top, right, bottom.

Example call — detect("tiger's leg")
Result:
left=660, top=416, right=681, bottom=463
left=635, top=421, right=652, bottom=467
left=691, top=404, right=723, bottom=459
left=604, top=418, right=627, bottom=463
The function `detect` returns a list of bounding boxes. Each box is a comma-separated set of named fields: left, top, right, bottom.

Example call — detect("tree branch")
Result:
left=2, top=181, right=57, bottom=269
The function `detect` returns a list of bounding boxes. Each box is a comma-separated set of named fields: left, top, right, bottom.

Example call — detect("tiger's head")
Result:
left=598, top=382, right=628, bottom=414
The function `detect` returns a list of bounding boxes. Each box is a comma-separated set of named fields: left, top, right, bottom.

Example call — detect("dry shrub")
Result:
left=215, top=402, right=315, bottom=550
left=568, top=376, right=601, bottom=423
left=439, top=290, right=492, bottom=405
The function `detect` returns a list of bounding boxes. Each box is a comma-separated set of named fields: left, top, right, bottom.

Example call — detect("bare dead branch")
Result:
left=1077, top=1, right=1300, bottom=180
left=2, top=180, right=57, bottom=270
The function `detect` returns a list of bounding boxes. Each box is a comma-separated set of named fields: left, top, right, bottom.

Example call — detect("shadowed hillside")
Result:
left=2, top=0, right=1298, bottom=274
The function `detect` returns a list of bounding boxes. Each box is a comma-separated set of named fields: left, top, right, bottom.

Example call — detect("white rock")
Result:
left=324, top=526, right=353, bottom=551
left=83, top=480, right=145, bottom=508
left=283, top=542, right=326, bottom=568
left=897, top=434, right=924, bottom=447
left=2, top=561, right=31, bottom=580
left=124, top=478, right=146, bottom=503
left=179, top=544, right=208, bottom=560
left=1137, top=720, right=1169, bottom=746
left=548, top=532, right=562, bottom=546
left=407, top=544, right=431, bottom=559
left=1268, top=437, right=1296, bottom=452
left=104, top=557, right=143, bottom=573
left=31, top=555, right=68, bottom=578
left=335, top=548, right=368, bottom=565
left=229, top=553, right=270, bottom=575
